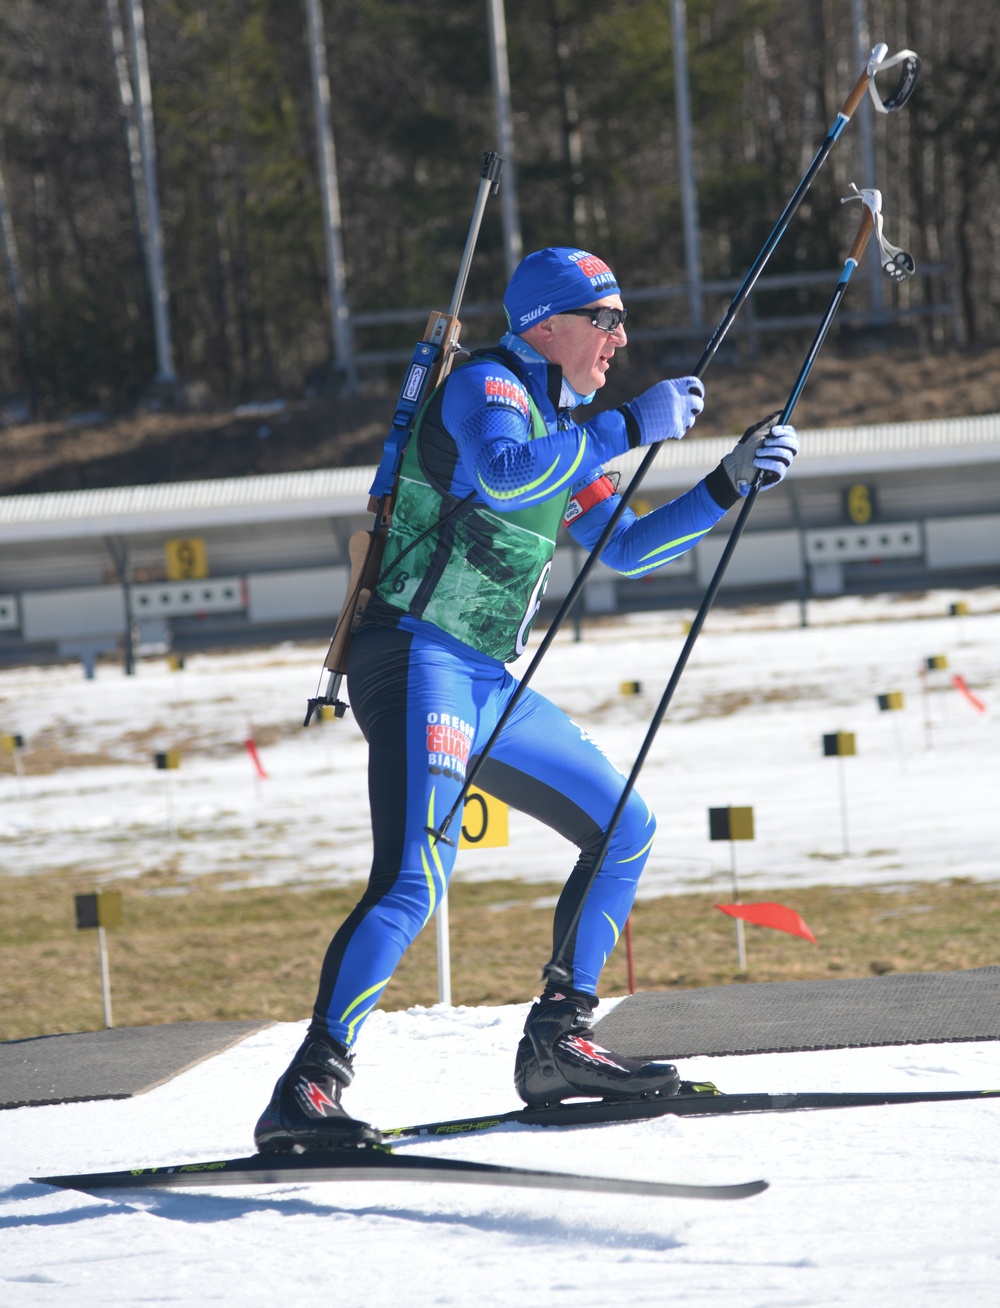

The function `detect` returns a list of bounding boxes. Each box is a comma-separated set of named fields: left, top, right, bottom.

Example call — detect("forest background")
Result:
left=0, top=0, right=997, bottom=494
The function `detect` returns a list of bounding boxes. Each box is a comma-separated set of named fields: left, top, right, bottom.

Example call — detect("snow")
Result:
left=3, top=1019, right=1000, bottom=1306
left=2, top=586, right=1000, bottom=1305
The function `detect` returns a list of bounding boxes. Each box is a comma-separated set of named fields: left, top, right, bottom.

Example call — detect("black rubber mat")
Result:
left=6, top=969, right=996, bottom=1111
left=0, top=1020, right=272, bottom=1109
left=592, top=967, right=1000, bottom=1059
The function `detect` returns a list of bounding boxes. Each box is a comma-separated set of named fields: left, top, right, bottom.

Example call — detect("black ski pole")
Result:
left=543, top=186, right=914, bottom=986
left=426, top=43, right=920, bottom=847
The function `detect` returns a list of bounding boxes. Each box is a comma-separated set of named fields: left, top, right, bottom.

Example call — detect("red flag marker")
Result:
left=244, top=738, right=269, bottom=779
left=716, top=902, right=816, bottom=943
left=951, top=674, right=986, bottom=713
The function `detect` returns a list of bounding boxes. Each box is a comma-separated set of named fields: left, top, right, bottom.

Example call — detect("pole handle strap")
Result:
left=867, top=45, right=922, bottom=114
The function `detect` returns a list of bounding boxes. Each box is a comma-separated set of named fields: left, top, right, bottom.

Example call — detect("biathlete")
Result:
left=255, top=246, right=799, bottom=1150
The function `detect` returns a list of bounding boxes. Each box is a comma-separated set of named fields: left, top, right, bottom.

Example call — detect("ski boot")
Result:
left=254, top=1033, right=381, bottom=1152
left=514, top=987, right=681, bottom=1106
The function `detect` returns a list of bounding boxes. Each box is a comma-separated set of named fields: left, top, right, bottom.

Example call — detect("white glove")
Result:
left=622, top=376, right=705, bottom=447
left=721, top=413, right=800, bottom=496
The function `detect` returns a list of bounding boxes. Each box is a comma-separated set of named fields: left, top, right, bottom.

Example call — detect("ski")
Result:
left=32, top=1086, right=995, bottom=1198
left=384, top=1083, right=1000, bottom=1139
left=32, top=1144, right=766, bottom=1202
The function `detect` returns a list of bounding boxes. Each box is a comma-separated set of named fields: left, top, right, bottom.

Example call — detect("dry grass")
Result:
left=0, top=719, right=300, bottom=776
left=2, top=869, right=998, bottom=1042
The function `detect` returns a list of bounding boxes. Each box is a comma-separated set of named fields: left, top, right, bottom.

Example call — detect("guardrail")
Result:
left=348, top=263, right=957, bottom=368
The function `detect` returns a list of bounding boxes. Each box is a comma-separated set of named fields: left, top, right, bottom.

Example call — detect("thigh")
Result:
left=349, top=625, right=509, bottom=893
left=477, top=684, right=648, bottom=850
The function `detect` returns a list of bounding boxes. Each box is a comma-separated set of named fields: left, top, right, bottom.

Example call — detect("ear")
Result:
left=522, top=317, right=558, bottom=353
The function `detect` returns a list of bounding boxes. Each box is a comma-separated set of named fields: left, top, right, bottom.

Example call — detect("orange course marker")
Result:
left=952, top=674, right=986, bottom=713
left=715, top=902, right=816, bottom=943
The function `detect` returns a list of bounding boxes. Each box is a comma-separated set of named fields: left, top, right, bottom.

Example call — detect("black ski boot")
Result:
left=514, top=988, right=681, bottom=1106
left=254, top=1033, right=381, bottom=1152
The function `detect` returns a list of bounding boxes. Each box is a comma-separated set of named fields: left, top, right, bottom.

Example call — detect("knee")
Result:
left=610, top=789, right=656, bottom=868
left=366, top=865, right=447, bottom=938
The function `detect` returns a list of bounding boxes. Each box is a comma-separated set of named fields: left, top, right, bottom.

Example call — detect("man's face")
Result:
left=524, top=295, right=627, bottom=394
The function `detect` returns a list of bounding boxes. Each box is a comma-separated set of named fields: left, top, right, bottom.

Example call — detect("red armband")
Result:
left=562, top=475, right=616, bottom=527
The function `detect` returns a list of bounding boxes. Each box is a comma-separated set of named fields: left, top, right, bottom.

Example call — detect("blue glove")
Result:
left=621, top=376, right=705, bottom=447
left=722, top=414, right=800, bottom=495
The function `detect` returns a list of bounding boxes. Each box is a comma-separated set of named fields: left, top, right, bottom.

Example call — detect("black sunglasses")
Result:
left=560, top=306, right=628, bottom=333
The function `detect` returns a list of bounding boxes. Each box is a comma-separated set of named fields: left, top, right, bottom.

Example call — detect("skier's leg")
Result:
left=256, top=625, right=500, bottom=1151
left=476, top=683, right=655, bottom=993
left=474, top=686, right=679, bottom=1104
left=312, top=625, right=498, bottom=1044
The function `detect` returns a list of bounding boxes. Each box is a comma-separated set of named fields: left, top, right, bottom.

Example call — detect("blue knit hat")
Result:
left=503, top=247, right=621, bottom=334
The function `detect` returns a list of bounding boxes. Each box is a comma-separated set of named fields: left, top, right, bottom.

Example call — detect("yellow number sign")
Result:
left=845, top=484, right=874, bottom=525
left=165, top=538, right=208, bottom=580
left=458, top=786, right=509, bottom=849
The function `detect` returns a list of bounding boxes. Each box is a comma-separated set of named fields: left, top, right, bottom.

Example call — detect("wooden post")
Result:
left=624, top=917, right=636, bottom=994
left=98, top=926, right=113, bottom=1028
left=708, top=807, right=754, bottom=970
left=436, top=892, right=452, bottom=1007
left=822, top=733, right=856, bottom=855
left=75, top=891, right=123, bottom=1029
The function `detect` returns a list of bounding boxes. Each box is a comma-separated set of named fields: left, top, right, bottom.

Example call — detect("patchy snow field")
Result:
left=1, top=586, right=999, bottom=1306
left=1, top=586, right=996, bottom=897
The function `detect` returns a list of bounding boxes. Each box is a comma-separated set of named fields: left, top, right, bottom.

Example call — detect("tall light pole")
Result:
left=125, top=0, right=176, bottom=384
left=0, top=157, right=37, bottom=415
left=670, top=0, right=704, bottom=329
left=304, top=0, right=357, bottom=390
left=106, top=0, right=149, bottom=273
left=486, top=0, right=522, bottom=278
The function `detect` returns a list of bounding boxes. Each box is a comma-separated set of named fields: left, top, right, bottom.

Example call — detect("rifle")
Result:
left=304, top=152, right=504, bottom=726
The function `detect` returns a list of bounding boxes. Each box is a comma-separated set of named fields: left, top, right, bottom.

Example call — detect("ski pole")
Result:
left=426, top=44, right=920, bottom=846
left=692, top=45, right=918, bottom=374
left=543, top=186, right=914, bottom=986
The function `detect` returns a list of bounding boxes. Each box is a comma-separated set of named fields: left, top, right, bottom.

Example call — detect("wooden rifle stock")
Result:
left=323, top=310, right=462, bottom=677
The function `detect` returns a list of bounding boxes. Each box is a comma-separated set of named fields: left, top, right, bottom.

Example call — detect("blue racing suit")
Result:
left=311, top=334, right=738, bottom=1047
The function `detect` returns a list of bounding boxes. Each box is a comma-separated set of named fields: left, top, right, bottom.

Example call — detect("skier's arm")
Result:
left=565, top=473, right=731, bottom=577
left=441, top=367, right=705, bottom=512
left=565, top=417, right=800, bottom=577
left=441, top=369, right=633, bottom=509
